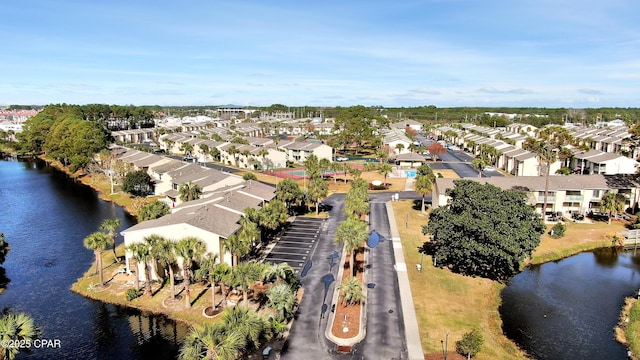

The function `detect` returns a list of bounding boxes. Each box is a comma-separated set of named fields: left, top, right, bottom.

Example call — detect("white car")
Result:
left=483, top=166, right=496, bottom=172
left=335, top=156, right=349, bottom=162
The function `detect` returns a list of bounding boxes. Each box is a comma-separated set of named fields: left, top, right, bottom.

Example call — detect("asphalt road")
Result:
left=415, top=134, right=504, bottom=178
left=281, top=192, right=420, bottom=359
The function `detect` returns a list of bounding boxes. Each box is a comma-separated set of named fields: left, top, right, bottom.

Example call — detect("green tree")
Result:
left=175, top=237, right=207, bottom=308
left=471, top=156, right=491, bottom=178
left=138, top=200, right=170, bottom=221
left=83, top=232, right=111, bottom=285
left=338, top=276, right=365, bottom=305
left=179, top=322, right=244, bottom=360
left=344, top=178, right=370, bottom=219
left=262, top=262, right=297, bottom=288
left=122, top=170, right=153, bottom=197
left=228, top=262, right=261, bottom=305
left=307, top=177, right=328, bottom=215
left=0, top=233, right=10, bottom=265
left=0, top=312, right=41, bottom=360
left=378, top=163, right=393, bottom=186
left=224, top=233, right=250, bottom=267
left=179, top=181, right=202, bottom=202
left=422, top=180, right=545, bottom=282
left=127, top=241, right=153, bottom=296
left=414, top=166, right=435, bottom=214
left=152, top=237, right=178, bottom=299
left=179, top=142, right=194, bottom=156
left=333, top=106, right=386, bottom=154
left=195, top=253, right=224, bottom=311
left=599, top=192, right=626, bottom=225
left=266, top=283, right=297, bottom=321
left=220, top=305, right=267, bottom=353
left=275, top=178, right=303, bottom=210
left=456, top=329, right=484, bottom=358
left=99, top=218, right=121, bottom=263
left=523, top=126, right=573, bottom=214
left=335, top=217, right=368, bottom=276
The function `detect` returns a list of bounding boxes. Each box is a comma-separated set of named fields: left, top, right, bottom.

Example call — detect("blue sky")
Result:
left=2, top=0, right=639, bottom=108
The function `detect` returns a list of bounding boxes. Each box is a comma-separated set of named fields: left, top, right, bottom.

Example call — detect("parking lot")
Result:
left=264, top=217, right=325, bottom=272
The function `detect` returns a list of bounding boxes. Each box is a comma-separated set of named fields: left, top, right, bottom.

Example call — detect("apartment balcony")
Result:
left=565, top=195, right=583, bottom=201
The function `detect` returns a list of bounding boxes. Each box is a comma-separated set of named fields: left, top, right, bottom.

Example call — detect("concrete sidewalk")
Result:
left=386, top=201, right=425, bottom=360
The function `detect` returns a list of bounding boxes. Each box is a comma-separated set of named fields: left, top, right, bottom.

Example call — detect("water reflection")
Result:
left=0, top=158, right=187, bottom=359
left=501, top=250, right=639, bottom=360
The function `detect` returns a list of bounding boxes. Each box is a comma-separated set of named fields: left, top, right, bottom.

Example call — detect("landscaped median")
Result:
left=391, top=200, right=630, bottom=360
left=325, top=243, right=367, bottom=349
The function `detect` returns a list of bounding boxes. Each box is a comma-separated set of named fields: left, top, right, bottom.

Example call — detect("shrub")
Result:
left=550, top=222, right=566, bottom=238
left=456, top=329, right=484, bottom=358
left=125, top=288, right=142, bottom=301
left=243, top=172, right=258, bottom=181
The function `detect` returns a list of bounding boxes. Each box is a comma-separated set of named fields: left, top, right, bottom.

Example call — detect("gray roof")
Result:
left=435, top=174, right=612, bottom=193
left=122, top=203, right=242, bottom=239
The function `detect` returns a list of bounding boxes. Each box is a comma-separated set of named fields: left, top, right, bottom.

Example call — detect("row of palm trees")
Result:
left=334, top=177, right=371, bottom=305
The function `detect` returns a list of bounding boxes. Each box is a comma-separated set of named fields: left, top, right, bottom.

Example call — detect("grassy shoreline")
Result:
left=392, top=200, right=630, bottom=359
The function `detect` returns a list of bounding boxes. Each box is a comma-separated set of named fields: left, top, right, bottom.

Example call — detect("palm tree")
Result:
left=378, top=163, right=393, bottom=186
left=395, top=143, right=405, bottom=154
left=344, top=178, right=370, bottom=219
left=266, top=283, right=297, bottom=321
left=178, top=181, right=202, bottom=202
left=0, top=233, right=10, bottom=265
left=179, top=322, right=244, bottom=360
left=0, top=312, right=41, bottom=360
left=227, top=145, right=239, bottom=167
left=99, top=218, right=121, bottom=262
left=471, top=156, right=491, bottom=178
left=144, top=234, right=166, bottom=282
left=414, top=170, right=435, bottom=214
left=363, top=161, right=377, bottom=182
left=152, top=237, right=178, bottom=299
left=221, top=305, right=267, bottom=353
left=223, top=233, right=250, bottom=267
left=339, top=276, right=365, bottom=305
left=175, top=237, right=206, bottom=308
left=335, top=217, right=368, bottom=276
left=229, top=262, right=261, bottom=305
left=600, top=192, right=626, bottom=225
left=83, top=232, right=111, bottom=285
left=180, top=142, right=194, bottom=156
left=329, top=162, right=344, bottom=183
left=209, top=147, right=221, bottom=162
left=262, top=262, right=296, bottom=286
left=195, top=253, right=225, bottom=311
left=524, top=126, right=573, bottom=215
left=127, top=242, right=153, bottom=296
left=198, top=144, right=209, bottom=162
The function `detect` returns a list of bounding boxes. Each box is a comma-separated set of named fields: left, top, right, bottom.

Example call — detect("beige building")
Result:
left=121, top=181, right=276, bottom=281
left=432, top=174, right=640, bottom=215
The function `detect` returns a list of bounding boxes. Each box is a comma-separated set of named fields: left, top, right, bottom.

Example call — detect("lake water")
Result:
left=501, top=248, right=640, bottom=359
left=0, top=158, right=187, bottom=359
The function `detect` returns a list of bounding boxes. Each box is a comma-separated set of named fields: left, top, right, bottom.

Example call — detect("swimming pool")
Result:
left=405, top=170, right=417, bottom=177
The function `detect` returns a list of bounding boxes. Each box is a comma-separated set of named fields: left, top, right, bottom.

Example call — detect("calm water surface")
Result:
left=0, top=158, right=187, bottom=359
left=501, top=248, right=640, bottom=360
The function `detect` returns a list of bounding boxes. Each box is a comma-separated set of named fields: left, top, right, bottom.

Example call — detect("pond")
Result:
left=0, top=157, right=188, bottom=359
left=500, top=247, right=640, bottom=359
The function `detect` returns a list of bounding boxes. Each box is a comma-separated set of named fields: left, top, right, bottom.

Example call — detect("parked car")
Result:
left=182, top=155, right=196, bottom=162
left=335, top=156, right=349, bottom=162
left=483, top=166, right=496, bottom=172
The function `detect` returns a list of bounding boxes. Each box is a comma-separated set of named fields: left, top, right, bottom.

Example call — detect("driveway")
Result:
left=281, top=193, right=414, bottom=359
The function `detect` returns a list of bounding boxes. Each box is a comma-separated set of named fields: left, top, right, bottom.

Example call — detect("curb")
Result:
left=386, top=201, right=425, bottom=360
left=325, top=242, right=367, bottom=347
